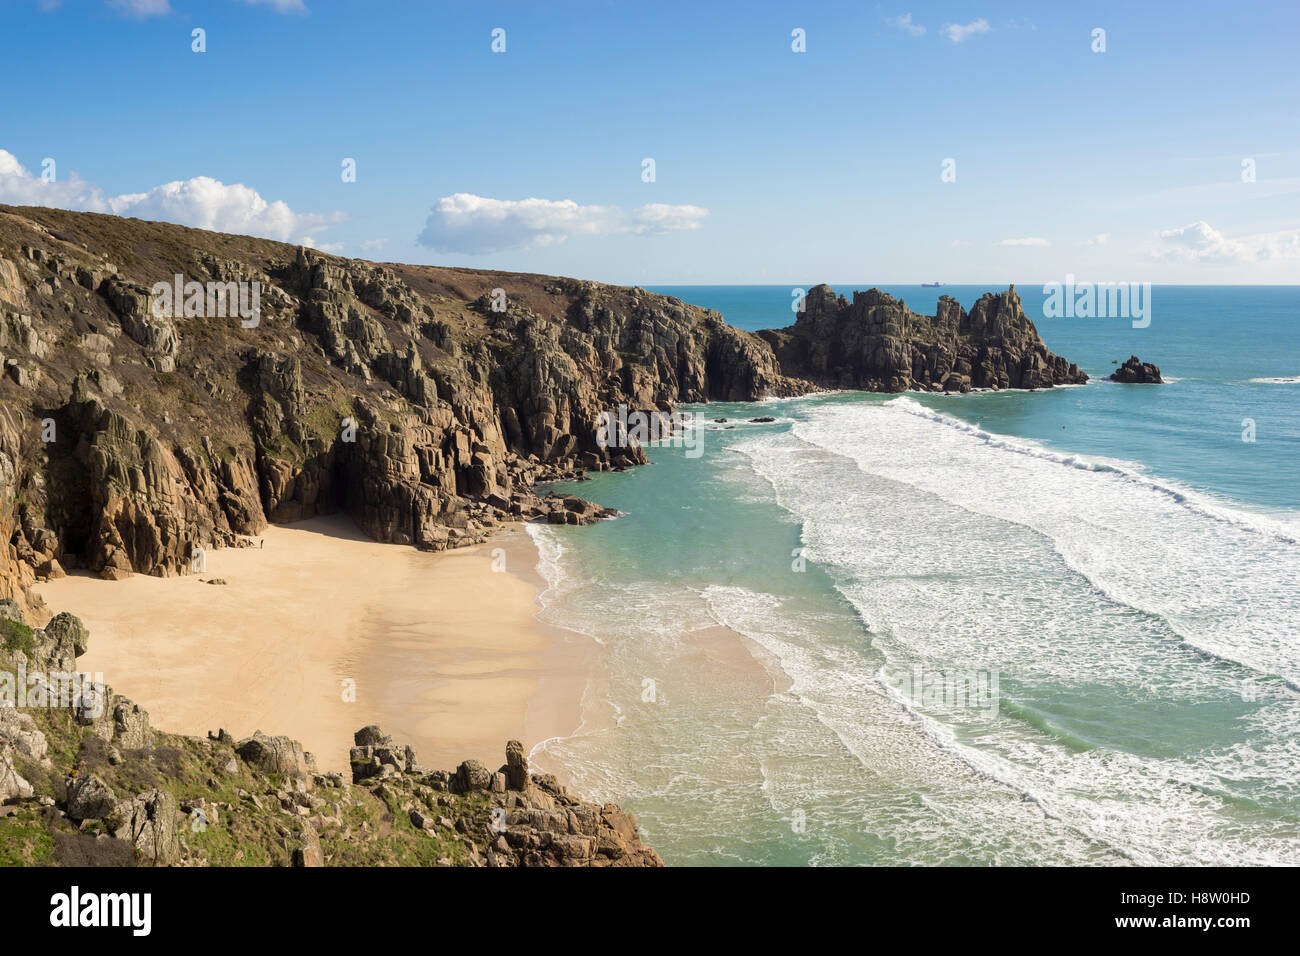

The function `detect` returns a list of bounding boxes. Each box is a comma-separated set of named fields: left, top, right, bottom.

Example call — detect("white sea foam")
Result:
left=1250, top=375, right=1300, bottom=384
left=525, top=521, right=567, bottom=595
left=526, top=398, right=1299, bottom=864
left=698, top=583, right=1117, bottom=864
left=797, top=396, right=1300, bottom=681
left=730, top=400, right=1300, bottom=864
left=887, top=396, right=1300, bottom=546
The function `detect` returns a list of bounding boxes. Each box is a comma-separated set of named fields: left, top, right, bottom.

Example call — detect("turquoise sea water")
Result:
left=528, top=284, right=1300, bottom=866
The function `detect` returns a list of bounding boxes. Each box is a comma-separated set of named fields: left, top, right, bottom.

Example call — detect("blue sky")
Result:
left=2, top=0, right=1298, bottom=284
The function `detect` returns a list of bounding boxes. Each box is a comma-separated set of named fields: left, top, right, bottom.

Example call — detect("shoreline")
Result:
left=32, top=515, right=592, bottom=775
left=350, top=525, right=596, bottom=774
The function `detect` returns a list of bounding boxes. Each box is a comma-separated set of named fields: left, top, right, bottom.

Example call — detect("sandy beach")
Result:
left=33, top=516, right=591, bottom=775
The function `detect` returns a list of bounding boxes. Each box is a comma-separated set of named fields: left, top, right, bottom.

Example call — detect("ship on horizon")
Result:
left=921, top=281, right=942, bottom=287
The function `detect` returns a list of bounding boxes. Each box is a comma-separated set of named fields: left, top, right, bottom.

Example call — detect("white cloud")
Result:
left=107, top=177, right=339, bottom=240
left=107, top=0, right=172, bottom=17
left=301, top=237, right=343, bottom=253
left=1155, top=220, right=1300, bottom=263
left=888, top=13, right=926, bottom=36
left=0, top=148, right=340, bottom=243
left=239, top=0, right=308, bottom=13
left=998, top=237, right=1050, bottom=247
left=0, top=150, right=109, bottom=210
left=417, top=193, right=709, bottom=254
left=1086, top=233, right=1111, bottom=246
left=942, top=18, right=991, bottom=43
left=360, top=238, right=388, bottom=253
left=629, top=202, right=710, bottom=233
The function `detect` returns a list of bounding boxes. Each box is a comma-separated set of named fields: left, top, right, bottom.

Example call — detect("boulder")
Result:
left=44, top=611, right=90, bottom=658
left=237, top=731, right=311, bottom=780
left=505, top=739, right=528, bottom=790
left=111, top=697, right=152, bottom=749
left=456, top=759, right=492, bottom=792
left=291, top=823, right=324, bottom=867
left=354, top=725, right=391, bottom=747
left=111, top=788, right=181, bottom=865
left=1110, top=355, right=1163, bottom=384
left=0, top=709, right=47, bottom=760
left=67, top=774, right=118, bottom=820
left=0, top=744, right=33, bottom=801
left=410, top=808, right=435, bottom=830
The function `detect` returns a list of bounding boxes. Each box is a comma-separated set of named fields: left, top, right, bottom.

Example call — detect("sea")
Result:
left=526, top=284, right=1300, bottom=866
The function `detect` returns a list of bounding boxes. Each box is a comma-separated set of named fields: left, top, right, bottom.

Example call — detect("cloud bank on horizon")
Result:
left=417, top=194, right=709, bottom=255
left=1156, top=221, right=1300, bottom=264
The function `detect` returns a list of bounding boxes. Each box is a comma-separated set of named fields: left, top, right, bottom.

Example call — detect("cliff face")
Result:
left=758, top=283, right=1087, bottom=393
left=0, top=207, right=1085, bottom=604
left=0, top=208, right=1090, bottom=868
left=0, top=204, right=806, bottom=603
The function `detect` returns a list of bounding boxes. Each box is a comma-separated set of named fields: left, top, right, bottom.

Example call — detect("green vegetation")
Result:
left=0, top=619, right=35, bottom=658
left=0, top=814, right=53, bottom=866
left=301, top=395, right=356, bottom=444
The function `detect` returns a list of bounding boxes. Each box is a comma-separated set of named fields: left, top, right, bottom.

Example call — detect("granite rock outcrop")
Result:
left=758, top=284, right=1087, bottom=393
left=0, top=205, right=812, bottom=601
left=1109, top=355, right=1163, bottom=384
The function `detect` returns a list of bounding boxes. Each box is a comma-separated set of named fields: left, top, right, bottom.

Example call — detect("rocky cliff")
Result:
left=0, top=204, right=808, bottom=611
left=757, top=283, right=1087, bottom=393
left=0, top=207, right=1090, bottom=868
left=0, top=206, right=1085, bottom=607
left=0, top=600, right=661, bottom=866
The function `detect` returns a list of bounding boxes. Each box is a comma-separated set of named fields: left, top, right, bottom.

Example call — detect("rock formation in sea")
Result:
left=1109, top=355, right=1163, bottom=384
left=757, top=283, right=1088, bottom=393
left=0, top=600, right=661, bottom=866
